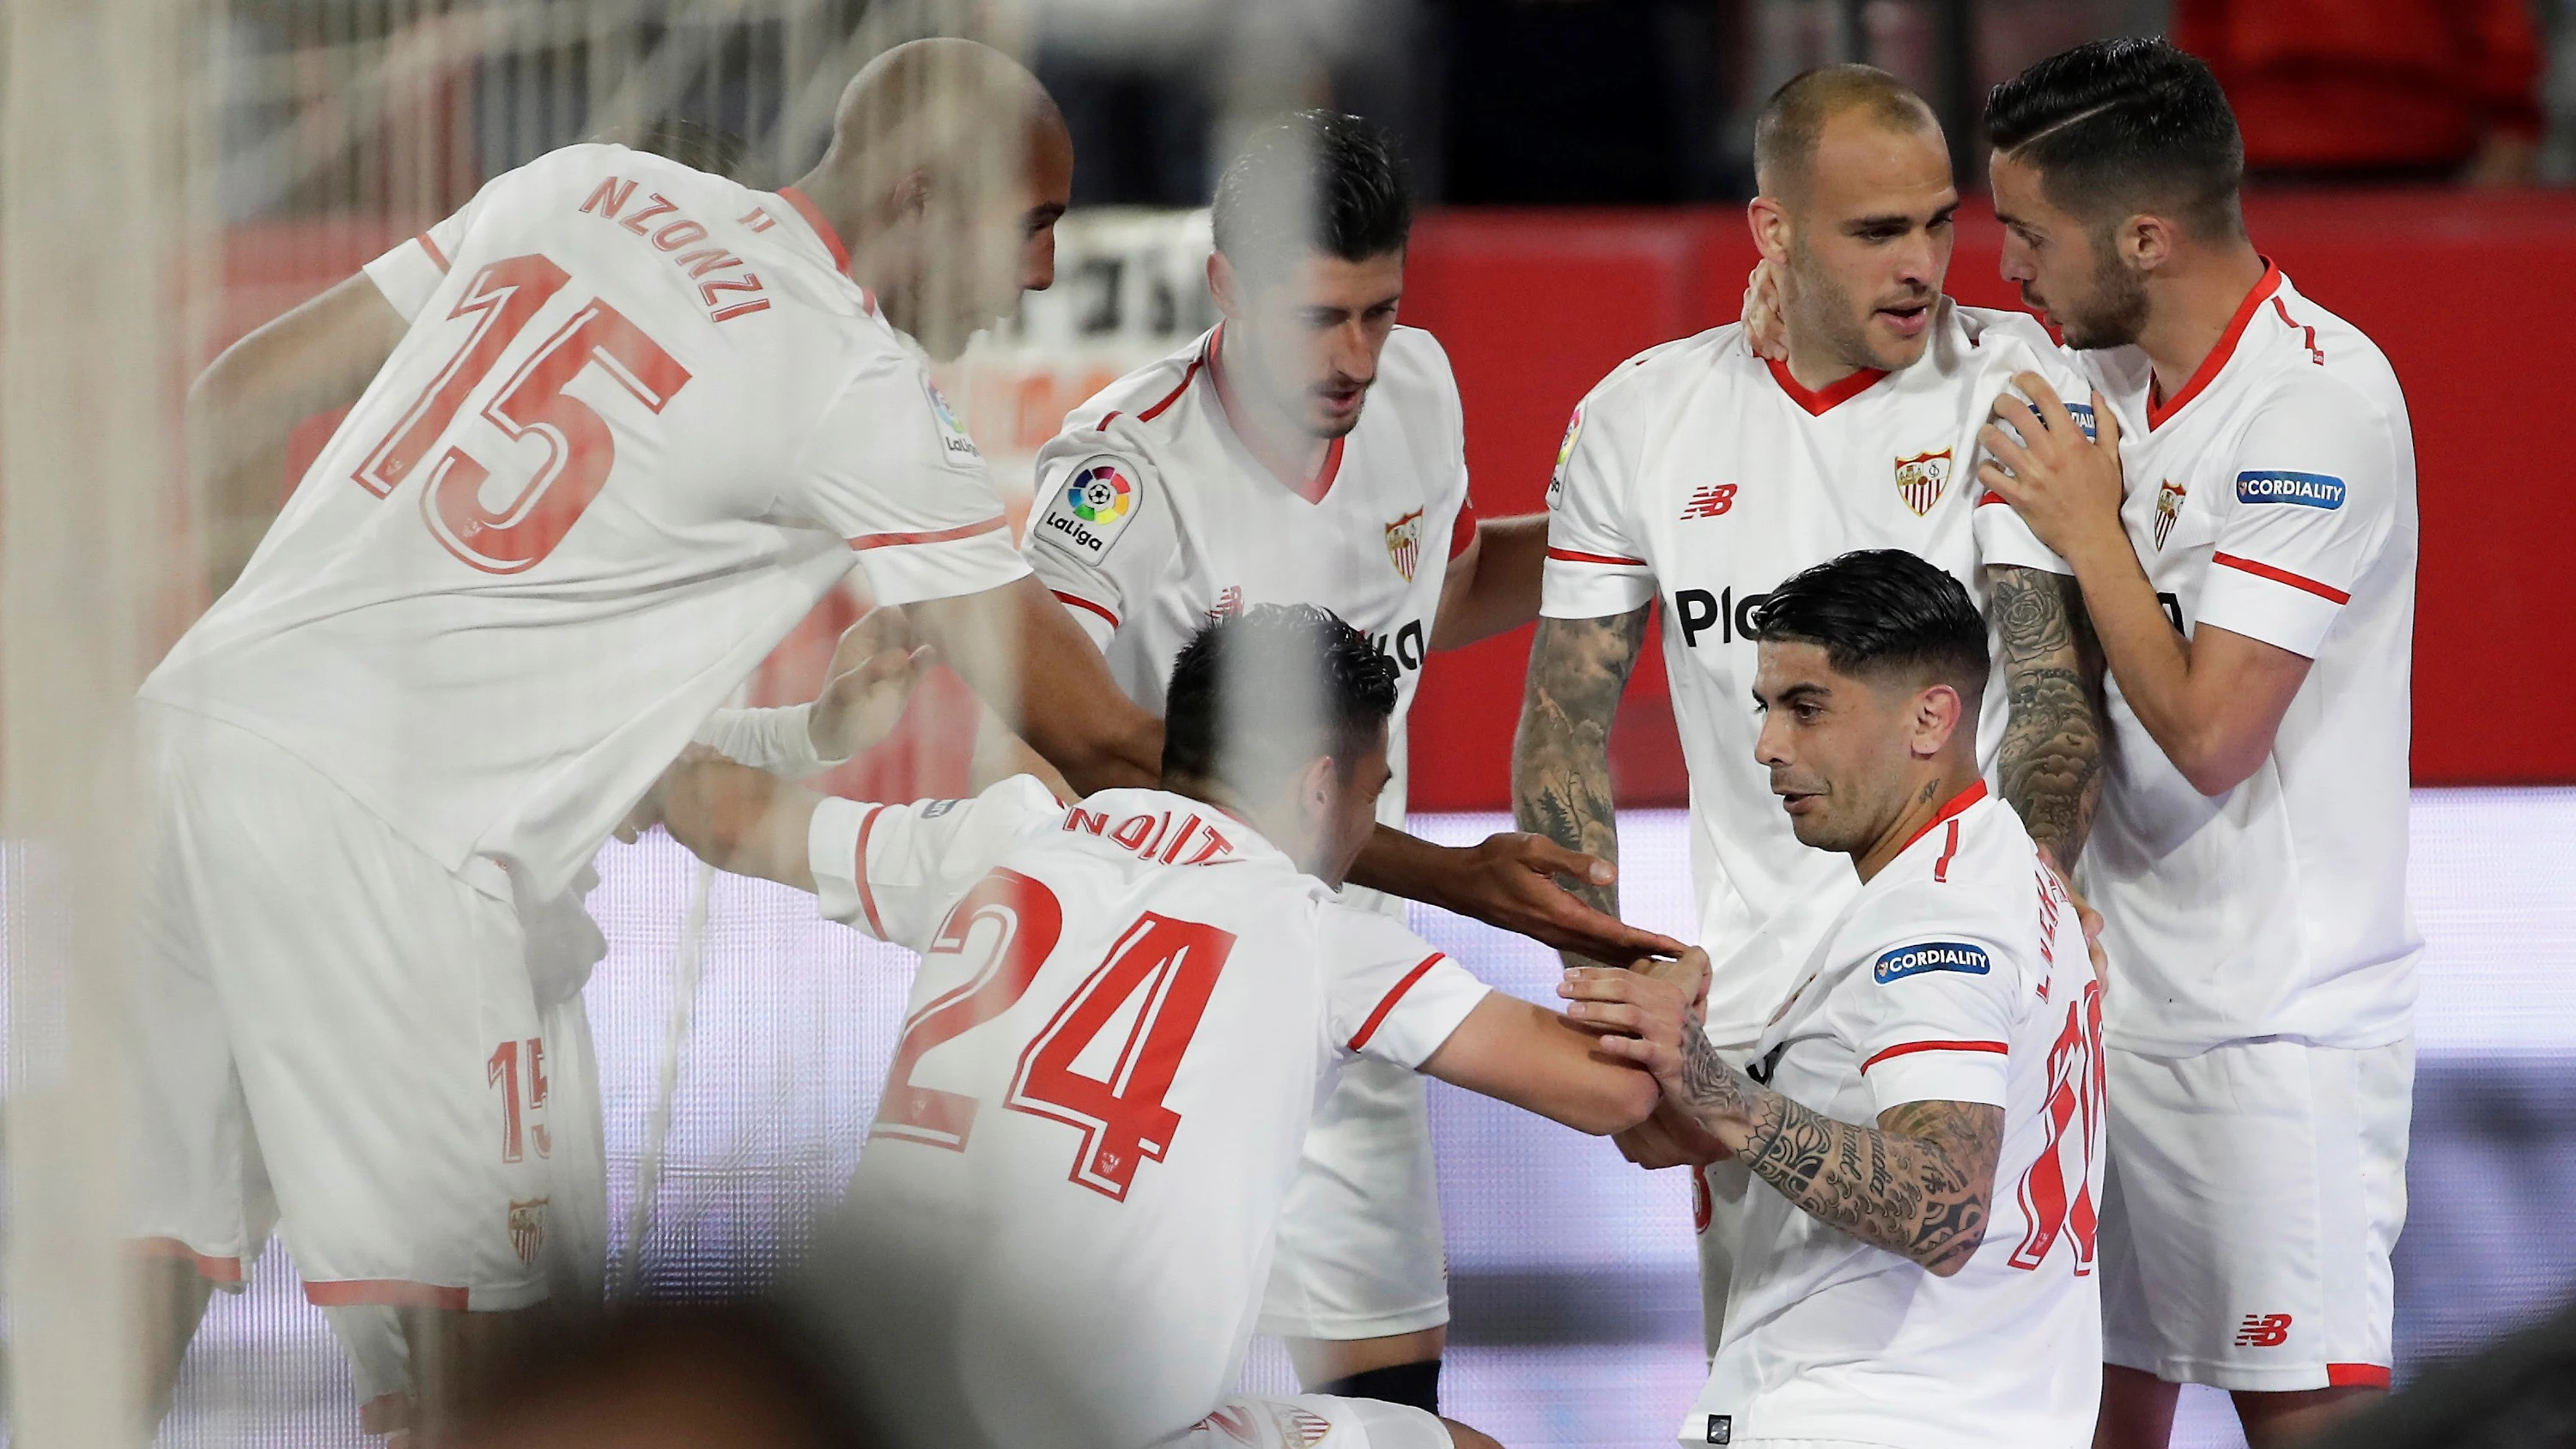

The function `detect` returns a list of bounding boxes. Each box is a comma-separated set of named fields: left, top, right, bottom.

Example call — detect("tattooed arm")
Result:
left=1511, top=604, right=1653, bottom=969
left=1990, top=565, right=2105, bottom=867
left=1675, top=1035, right=2002, bottom=1275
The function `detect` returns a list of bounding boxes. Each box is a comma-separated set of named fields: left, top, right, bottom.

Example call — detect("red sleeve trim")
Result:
left=848, top=516, right=1009, bottom=552
left=415, top=231, right=450, bottom=272
left=1052, top=590, right=1120, bottom=630
left=1097, top=410, right=1122, bottom=431
left=1347, top=952, right=1447, bottom=1052
left=2326, top=1363, right=2391, bottom=1389
left=1861, top=1039, right=2010, bottom=1073
left=1546, top=546, right=1648, bottom=567
left=307, top=1279, right=471, bottom=1310
left=134, top=1237, right=245, bottom=1283
left=1978, top=490, right=2006, bottom=506
left=2212, top=552, right=2351, bottom=605
left=853, top=804, right=890, bottom=938
left=1448, top=499, right=1478, bottom=560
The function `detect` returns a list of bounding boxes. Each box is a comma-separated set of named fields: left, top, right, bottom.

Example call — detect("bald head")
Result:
left=826, top=38, right=1066, bottom=194
left=1754, top=65, right=1940, bottom=204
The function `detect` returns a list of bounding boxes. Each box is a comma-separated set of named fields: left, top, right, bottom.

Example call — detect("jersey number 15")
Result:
left=351, top=252, right=693, bottom=573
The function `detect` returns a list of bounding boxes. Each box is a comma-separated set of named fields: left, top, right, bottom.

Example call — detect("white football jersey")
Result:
left=1023, top=324, right=1473, bottom=850
left=143, top=144, right=1026, bottom=900
left=1687, top=785, right=2104, bottom=1449
left=2071, top=264, right=2421, bottom=1055
left=1540, top=302, right=2083, bottom=1043
left=798, top=778, right=1491, bottom=1449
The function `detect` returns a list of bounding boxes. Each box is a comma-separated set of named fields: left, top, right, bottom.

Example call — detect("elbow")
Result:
left=2175, top=737, right=2265, bottom=797
left=1571, top=1067, right=1662, bottom=1137
left=1919, top=1220, right=1990, bottom=1278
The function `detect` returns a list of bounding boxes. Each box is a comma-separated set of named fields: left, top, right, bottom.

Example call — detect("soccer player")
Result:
left=1021, top=111, right=1657, bottom=1410
left=1577, top=549, right=2104, bottom=1447
left=135, top=39, right=1163, bottom=1433
left=1971, top=39, right=2421, bottom=1448
left=1510, top=64, right=2105, bottom=1384
left=643, top=604, right=1691, bottom=1449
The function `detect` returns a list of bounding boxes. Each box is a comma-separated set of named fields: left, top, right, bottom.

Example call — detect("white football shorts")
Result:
left=2099, top=1035, right=2413, bottom=1392
left=132, top=703, right=578, bottom=1310
left=1257, top=1057, right=1449, bottom=1342
left=1180, top=1394, right=1451, bottom=1448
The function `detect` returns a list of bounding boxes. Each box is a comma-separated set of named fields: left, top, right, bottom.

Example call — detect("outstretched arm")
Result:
left=1989, top=565, right=2105, bottom=865
left=906, top=573, right=1164, bottom=794
left=1510, top=606, right=1652, bottom=968
left=1417, top=990, right=1663, bottom=1136
left=650, top=755, right=824, bottom=894
left=1568, top=963, right=2003, bottom=1276
left=1430, top=515, right=1550, bottom=652
left=190, top=272, right=407, bottom=597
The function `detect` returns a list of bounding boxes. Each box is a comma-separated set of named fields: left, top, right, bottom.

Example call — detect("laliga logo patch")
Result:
left=2154, top=479, right=2189, bottom=551
left=1385, top=507, right=1425, bottom=582
left=1874, top=940, right=1992, bottom=984
left=2236, top=470, right=2344, bottom=510
left=1894, top=447, right=1953, bottom=517
left=1037, top=457, right=1138, bottom=562
left=1547, top=403, right=1583, bottom=509
left=920, top=376, right=981, bottom=463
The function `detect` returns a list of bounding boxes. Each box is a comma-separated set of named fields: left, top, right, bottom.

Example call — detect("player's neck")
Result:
left=1852, top=762, right=1981, bottom=884
left=1211, top=328, right=1333, bottom=485
left=1780, top=336, right=1872, bottom=396
left=2137, top=242, right=2271, bottom=405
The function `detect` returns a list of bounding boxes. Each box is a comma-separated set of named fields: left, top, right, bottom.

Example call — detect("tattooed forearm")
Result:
left=1512, top=605, right=1651, bottom=967
left=1991, top=566, right=2106, bottom=866
left=1674, top=1034, right=2003, bottom=1275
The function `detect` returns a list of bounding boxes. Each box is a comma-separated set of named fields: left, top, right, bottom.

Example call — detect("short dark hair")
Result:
left=1212, top=111, right=1412, bottom=277
left=1753, top=64, right=1940, bottom=201
left=1162, top=603, right=1400, bottom=797
left=1747, top=549, right=1989, bottom=706
left=1984, top=37, right=2245, bottom=241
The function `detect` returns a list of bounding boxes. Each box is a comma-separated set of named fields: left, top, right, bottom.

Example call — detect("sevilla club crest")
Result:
left=1894, top=448, right=1953, bottom=517
left=507, top=1197, right=549, bottom=1267
left=2153, top=479, right=2188, bottom=551
left=1385, top=508, right=1425, bottom=582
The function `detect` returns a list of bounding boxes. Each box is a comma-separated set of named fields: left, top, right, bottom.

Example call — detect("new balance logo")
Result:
left=1680, top=483, right=1738, bottom=519
left=2235, top=1313, right=2293, bottom=1348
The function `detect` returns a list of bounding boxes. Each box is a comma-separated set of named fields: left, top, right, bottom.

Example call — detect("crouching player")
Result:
left=641, top=603, right=1689, bottom=1449
left=1578, top=550, right=2105, bottom=1448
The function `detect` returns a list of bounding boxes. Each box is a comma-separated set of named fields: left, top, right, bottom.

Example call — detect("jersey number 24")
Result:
left=351, top=252, right=693, bottom=573
left=871, top=869, right=1236, bottom=1202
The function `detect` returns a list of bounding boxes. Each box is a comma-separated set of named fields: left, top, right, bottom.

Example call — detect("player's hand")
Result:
left=1741, top=258, right=1789, bottom=361
left=1978, top=373, right=2128, bottom=562
left=1443, top=833, right=1692, bottom=963
left=1614, top=1100, right=1733, bottom=1169
left=615, top=743, right=724, bottom=842
left=809, top=606, right=933, bottom=762
left=1558, top=947, right=1709, bottom=1084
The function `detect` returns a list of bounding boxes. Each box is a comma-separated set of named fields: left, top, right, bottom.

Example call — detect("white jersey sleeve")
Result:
left=1842, top=882, right=2024, bottom=1113
left=1023, top=419, right=1182, bottom=647
left=1970, top=320, right=2086, bottom=577
left=1539, top=383, right=1657, bottom=619
left=806, top=774, right=1064, bottom=948
left=2196, top=372, right=2402, bottom=659
left=791, top=361, right=1029, bottom=606
left=361, top=172, right=506, bottom=319
left=1317, top=906, right=1491, bottom=1070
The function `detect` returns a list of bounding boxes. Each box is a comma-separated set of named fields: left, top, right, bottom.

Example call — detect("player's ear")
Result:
left=1747, top=196, right=1793, bottom=267
left=890, top=167, right=932, bottom=223
left=1206, top=251, right=1242, bottom=321
left=1912, top=683, right=1965, bottom=758
left=2121, top=213, right=2172, bottom=276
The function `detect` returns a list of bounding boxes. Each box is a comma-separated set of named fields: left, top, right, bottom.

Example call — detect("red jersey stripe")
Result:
left=2212, top=552, right=2352, bottom=605
left=306, top=1279, right=471, bottom=1310
left=1933, top=819, right=1963, bottom=882
left=1348, top=953, right=1447, bottom=1052
left=2326, top=1364, right=2391, bottom=1389
left=1137, top=355, right=1207, bottom=422
left=848, top=517, right=1008, bottom=551
left=1899, top=780, right=1988, bottom=857
left=1052, top=591, right=1120, bottom=629
left=775, top=185, right=851, bottom=276
left=135, top=1237, right=245, bottom=1283
left=414, top=231, right=450, bottom=272
left=2148, top=259, right=2281, bottom=428
left=1449, top=499, right=1479, bottom=560
left=1765, top=357, right=1888, bottom=415
left=1861, top=1039, right=2010, bottom=1073
left=853, top=804, right=890, bottom=938
left=1546, top=546, right=1649, bottom=567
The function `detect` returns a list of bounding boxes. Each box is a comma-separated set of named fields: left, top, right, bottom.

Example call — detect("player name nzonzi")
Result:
left=577, top=175, right=772, bottom=324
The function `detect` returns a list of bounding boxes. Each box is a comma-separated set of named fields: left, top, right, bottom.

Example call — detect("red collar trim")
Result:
left=2148, top=258, right=2282, bottom=430
left=1898, top=779, right=1988, bottom=856
left=775, top=185, right=853, bottom=277
left=1765, top=357, right=1888, bottom=416
left=1210, top=326, right=1345, bottom=504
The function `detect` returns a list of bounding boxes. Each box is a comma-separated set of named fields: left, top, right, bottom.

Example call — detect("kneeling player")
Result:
left=644, top=604, right=1687, bottom=1449
left=1578, top=551, right=2104, bottom=1447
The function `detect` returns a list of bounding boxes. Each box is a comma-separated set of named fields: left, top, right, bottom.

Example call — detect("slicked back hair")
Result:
left=1753, top=64, right=1941, bottom=203
left=1162, top=603, right=1400, bottom=801
left=1747, top=549, right=1989, bottom=712
left=1212, top=111, right=1413, bottom=281
left=1985, top=38, right=2245, bottom=242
